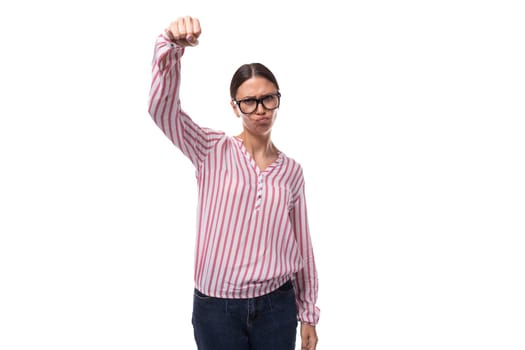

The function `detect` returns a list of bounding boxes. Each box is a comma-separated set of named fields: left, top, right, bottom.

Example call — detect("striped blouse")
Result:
left=148, top=35, right=320, bottom=325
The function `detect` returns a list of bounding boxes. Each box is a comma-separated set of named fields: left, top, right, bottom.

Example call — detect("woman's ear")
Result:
left=230, top=100, right=240, bottom=118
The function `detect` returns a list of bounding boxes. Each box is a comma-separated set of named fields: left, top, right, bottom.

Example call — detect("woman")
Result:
left=148, top=16, right=320, bottom=350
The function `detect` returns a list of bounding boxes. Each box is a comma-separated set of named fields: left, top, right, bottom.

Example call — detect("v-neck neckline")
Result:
left=233, top=136, right=282, bottom=174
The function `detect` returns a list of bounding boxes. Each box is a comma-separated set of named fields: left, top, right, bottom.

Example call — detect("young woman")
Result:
left=148, top=16, right=320, bottom=350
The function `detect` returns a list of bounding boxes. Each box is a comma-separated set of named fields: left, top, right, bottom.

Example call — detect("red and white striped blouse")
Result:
left=148, top=35, right=320, bottom=325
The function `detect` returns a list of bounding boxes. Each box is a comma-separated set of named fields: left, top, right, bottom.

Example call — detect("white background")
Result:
left=1, top=0, right=524, bottom=349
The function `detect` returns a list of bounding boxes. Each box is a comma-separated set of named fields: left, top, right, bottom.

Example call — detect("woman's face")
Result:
left=231, top=76, right=279, bottom=137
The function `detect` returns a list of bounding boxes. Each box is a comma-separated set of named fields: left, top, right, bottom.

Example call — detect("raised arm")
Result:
left=148, top=17, right=223, bottom=167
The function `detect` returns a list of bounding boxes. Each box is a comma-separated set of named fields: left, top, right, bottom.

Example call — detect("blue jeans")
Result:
left=192, top=281, right=298, bottom=350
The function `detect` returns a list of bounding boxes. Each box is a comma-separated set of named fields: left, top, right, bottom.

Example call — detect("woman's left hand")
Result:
left=301, top=323, right=318, bottom=350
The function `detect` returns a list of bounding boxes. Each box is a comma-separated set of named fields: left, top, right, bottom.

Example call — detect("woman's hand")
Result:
left=301, top=323, right=318, bottom=350
left=165, top=16, right=201, bottom=47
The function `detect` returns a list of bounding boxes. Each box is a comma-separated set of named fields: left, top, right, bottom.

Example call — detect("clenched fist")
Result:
left=165, top=16, right=201, bottom=47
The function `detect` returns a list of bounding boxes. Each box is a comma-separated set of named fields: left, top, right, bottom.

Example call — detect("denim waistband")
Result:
left=195, top=280, right=293, bottom=299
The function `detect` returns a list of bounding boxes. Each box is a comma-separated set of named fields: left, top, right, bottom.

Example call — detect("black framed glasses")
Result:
left=233, top=92, right=281, bottom=114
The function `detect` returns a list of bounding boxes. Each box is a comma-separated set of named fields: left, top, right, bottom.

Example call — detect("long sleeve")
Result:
left=148, top=35, right=224, bottom=167
left=290, top=176, right=320, bottom=325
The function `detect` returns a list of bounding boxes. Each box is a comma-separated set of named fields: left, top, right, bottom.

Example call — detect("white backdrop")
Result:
left=1, top=0, right=524, bottom=349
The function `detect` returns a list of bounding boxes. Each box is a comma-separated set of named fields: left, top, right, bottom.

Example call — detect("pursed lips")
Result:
left=254, top=117, right=271, bottom=124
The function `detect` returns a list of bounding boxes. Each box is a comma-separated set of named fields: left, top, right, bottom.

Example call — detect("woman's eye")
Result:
left=241, top=99, right=257, bottom=106
left=262, top=95, right=276, bottom=103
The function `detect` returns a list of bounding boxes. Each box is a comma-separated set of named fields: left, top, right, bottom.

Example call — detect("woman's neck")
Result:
left=237, top=131, right=277, bottom=158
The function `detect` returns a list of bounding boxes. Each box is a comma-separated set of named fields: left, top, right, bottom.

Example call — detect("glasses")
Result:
left=233, top=92, right=281, bottom=114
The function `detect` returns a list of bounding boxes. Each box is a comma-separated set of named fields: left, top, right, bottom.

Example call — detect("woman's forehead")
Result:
left=237, top=76, right=277, bottom=96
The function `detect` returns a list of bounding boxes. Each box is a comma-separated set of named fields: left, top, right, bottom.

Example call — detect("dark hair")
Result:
left=229, top=63, right=280, bottom=100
